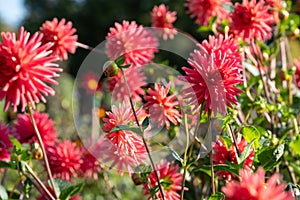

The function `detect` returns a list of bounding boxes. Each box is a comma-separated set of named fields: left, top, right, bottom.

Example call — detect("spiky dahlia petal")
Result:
left=151, top=4, right=177, bottom=40
left=106, top=20, right=158, bottom=68
left=222, top=167, right=294, bottom=200
left=47, top=140, right=83, bottom=181
left=13, top=111, right=58, bottom=147
left=230, top=0, right=275, bottom=43
left=40, top=18, right=78, bottom=60
left=144, top=83, right=181, bottom=129
left=0, top=27, right=61, bottom=112
left=185, top=0, right=232, bottom=25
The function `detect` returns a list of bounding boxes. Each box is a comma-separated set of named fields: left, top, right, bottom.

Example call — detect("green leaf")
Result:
left=115, top=54, right=125, bottom=66
left=237, top=140, right=255, bottom=165
left=241, top=126, right=264, bottom=149
left=291, top=135, right=300, bottom=156
left=110, top=125, right=142, bottom=135
left=214, top=163, right=240, bottom=177
left=10, top=136, right=22, bottom=153
left=0, top=161, right=11, bottom=169
left=23, top=178, right=33, bottom=199
left=219, top=136, right=232, bottom=150
left=51, top=178, right=72, bottom=197
left=197, top=25, right=211, bottom=33
left=0, top=185, right=8, bottom=200
left=209, top=192, right=225, bottom=200
left=119, top=64, right=131, bottom=69
left=59, top=183, right=84, bottom=200
left=256, top=144, right=284, bottom=171
left=142, top=117, right=149, bottom=131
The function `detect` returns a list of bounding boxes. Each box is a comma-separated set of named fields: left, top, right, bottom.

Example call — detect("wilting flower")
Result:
left=106, top=20, right=158, bottom=68
left=143, top=161, right=184, bottom=200
left=101, top=100, right=148, bottom=175
left=0, top=27, right=61, bottom=112
left=47, top=140, right=83, bottom=181
left=81, top=71, right=101, bottom=94
left=107, top=66, right=147, bottom=102
left=144, top=83, right=181, bottom=129
left=185, top=0, right=232, bottom=25
left=222, top=167, right=294, bottom=200
left=13, top=111, right=58, bottom=147
left=0, top=122, right=12, bottom=161
left=212, top=137, right=254, bottom=181
left=40, top=18, right=78, bottom=60
left=80, top=147, right=102, bottom=180
left=294, top=58, right=300, bottom=89
left=230, top=0, right=275, bottom=43
left=182, top=46, right=243, bottom=115
left=151, top=4, right=177, bottom=40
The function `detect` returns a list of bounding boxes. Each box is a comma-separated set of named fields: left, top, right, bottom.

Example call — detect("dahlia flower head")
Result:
left=80, top=146, right=102, bottom=180
left=151, top=4, right=177, bottom=40
left=107, top=66, right=147, bottom=102
left=222, top=167, right=294, bottom=200
left=143, top=161, right=184, bottom=200
left=47, top=140, right=83, bottom=181
left=185, top=0, right=232, bottom=25
left=0, top=122, right=12, bottom=161
left=182, top=35, right=243, bottom=115
left=294, top=58, right=300, bottom=89
left=212, top=137, right=254, bottom=181
left=81, top=71, right=101, bottom=94
left=144, top=83, right=181, bottom=130
left=0, top=27, right=62, bottom=112
left=106, top=20, right=158, bottom=68
left=13, top=111, right=58, bottom=147
left=101, top=99, right=148, bottom=175
left=40, top=18, right=78, bottom=60
left=229, top=0, right=275, bottom=43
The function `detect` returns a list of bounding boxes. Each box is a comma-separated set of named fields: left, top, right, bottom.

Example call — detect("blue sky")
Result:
left=0, top=0, right=26, bottom=27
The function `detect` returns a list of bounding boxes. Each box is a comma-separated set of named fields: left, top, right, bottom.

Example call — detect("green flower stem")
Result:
left=27, top=106, right=58, bottom=199
left=120, top=68, right=165, bottom=200
left=210, top=152, right=215, bottom=194
left=180, top=114, right=189, bottom=200
left=24, top=162, right=55, bottom=200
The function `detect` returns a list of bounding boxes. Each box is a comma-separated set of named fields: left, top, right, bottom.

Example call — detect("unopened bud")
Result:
left=279, top=10, right=289, bottom=20
left=103, top=61, right=119, bottom=77
left=32, top=142, right=43, bottom=160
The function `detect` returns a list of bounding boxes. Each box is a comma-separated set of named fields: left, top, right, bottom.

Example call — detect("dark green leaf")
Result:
left=256, top=144, right=284, bottom=171
left=237, top=140, right=255, bottom=164
left=115, top=54, right=126, bottom=66
left=0, top=161, right=11, bottom=169
left=51, top=178, right=72, bottom=197
left=0, top=185, right=8, bottom=200
left=119, top=64, right=131, bottom=69
left=209, top=192, right=225, bottom=200
left=110, top=125, right=142, bottom=135
left=142, top=117, right=149, bottom=131
left=23, top=178, right=33, bottom=198
left=59, top=183, right=84, bottom=200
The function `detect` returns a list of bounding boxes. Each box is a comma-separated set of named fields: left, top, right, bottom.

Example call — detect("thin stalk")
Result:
left=228, top=125, right=240, bottom=156
left=121, top=69, right=165, bottom=200
left=27, top=107, right=58, bottom=199
left=180, top=114, right=189, bottom=200
left=210, top=152, right=215, bottom=194
left=76, top=42, right=103, bottom=54
left=24, top=162, right=55, bottom=200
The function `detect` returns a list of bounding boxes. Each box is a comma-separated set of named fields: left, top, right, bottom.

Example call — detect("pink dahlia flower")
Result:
left=107, top=66, right=147, bottom=102
left=144, top=83, right=181, bottom=129
left=80, top=147, right=102, bottom=180
left=101, top=100, right=148, bottom=174
left=230, top=0, right=275, bottom=43
left=151, top=4, right=177, bottom=40
left=40, top=18, right=78, bottom=60
left=106, top=20, right=158, bottom=68
left=0, top=27, right=61, bottom=112
left=143, top=161, right=184, bottom=200
left=294, top=58, right=300, bottom=89
left=212, top=137, right=254, bottom=181
left=13, top=111, right=58, bottom=147
left=222, top=167, right=294, bottom=200
left=182, top=47, right=243, bottom=115
left=0, top=122, right=12, bottom=161
left=185, top=0, right=232, bottom=25
left=47, top=140, right=83, bottom=181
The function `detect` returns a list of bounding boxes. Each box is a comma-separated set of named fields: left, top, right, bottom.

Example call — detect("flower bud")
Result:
left=103, top=61, right=119, bottom=77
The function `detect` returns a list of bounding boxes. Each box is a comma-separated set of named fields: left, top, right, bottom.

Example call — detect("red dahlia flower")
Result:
left=185, top=0, right=232, bottom=25
left=40, top=18, right=78, bottom=60
left=0, top=122, right=12, bottom=161
left=151, top=4, right=177, bottom=40
left=47, top=140, right=83, bottom=181
left=0, top=27, right=61, bottom=112
left=212, top=137, right=254, bottom=181
left=101, top=100, right=148, bottom=174
left=80, top=147, right=102, bottom=180
left=13, top=111, right=58, bottom=147
left=143, top=161, right=184, bottom=200
left=230, top=0, right=275, bottom=43
left=144, top=83, right=181, bottom=129
left=222, top=167, right=294, bottom=200
left=106, top=20, right=158, bottom=68
left=294, top=58, right=300, bottom=89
